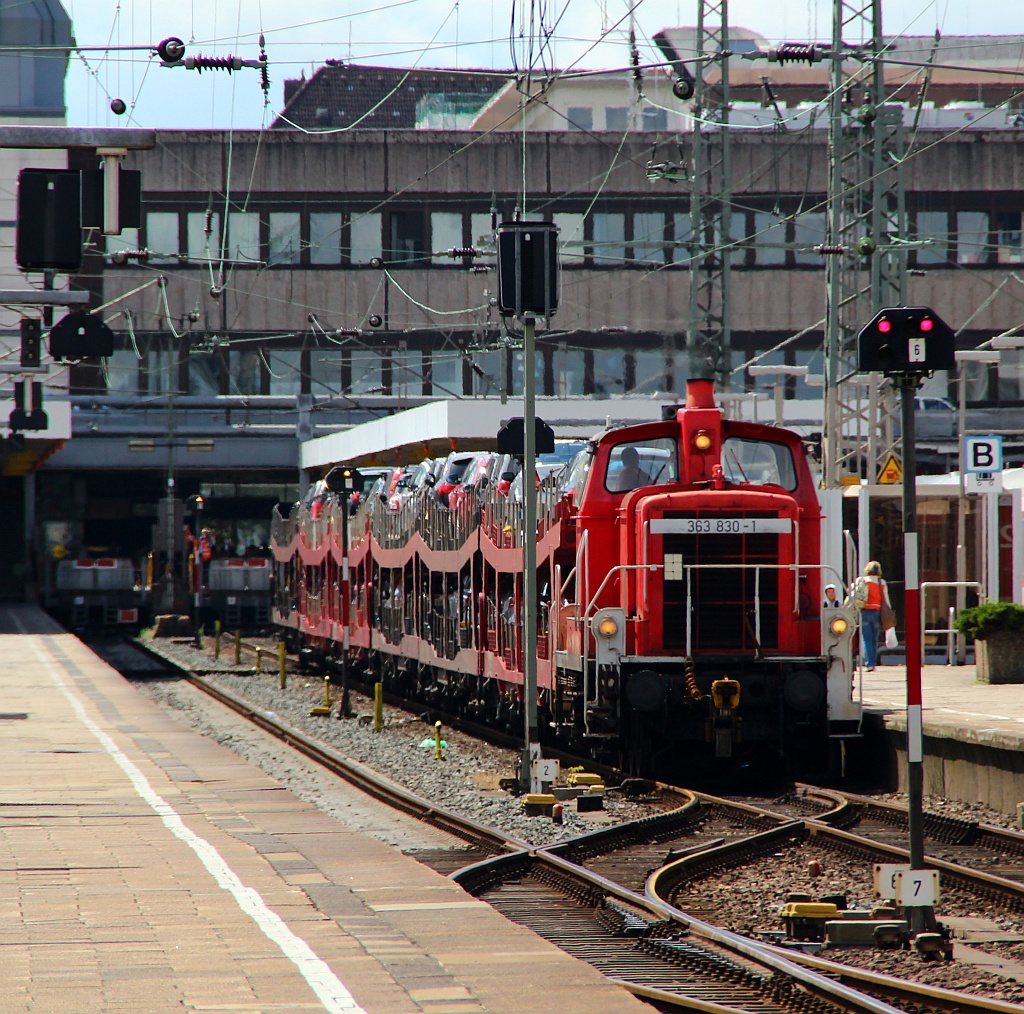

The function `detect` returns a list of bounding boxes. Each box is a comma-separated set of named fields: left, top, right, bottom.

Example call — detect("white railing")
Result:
left=920, top=581, right=984, bottom=666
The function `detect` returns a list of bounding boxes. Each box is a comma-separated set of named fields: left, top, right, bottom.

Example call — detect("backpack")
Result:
left=845, top=577, right=869, bottom=610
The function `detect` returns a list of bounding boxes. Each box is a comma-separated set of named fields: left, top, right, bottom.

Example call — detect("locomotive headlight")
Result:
left=596, top=615, right=619, bottom=638
left=693, top=430, right=712, bottom=452
left=829, top=616, right=849, bottom=636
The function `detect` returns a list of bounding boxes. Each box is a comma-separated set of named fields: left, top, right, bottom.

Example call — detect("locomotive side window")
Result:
left=561, top=446, right=594, bottom=506
left=721, top=437, right=797, bottom=491
left=605, top=437, right=678, bottom=493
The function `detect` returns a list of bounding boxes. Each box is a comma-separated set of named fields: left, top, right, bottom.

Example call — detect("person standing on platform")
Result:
left=823, top=584, right=841, bottom=609
left=851, top=561, right=890, bottom=671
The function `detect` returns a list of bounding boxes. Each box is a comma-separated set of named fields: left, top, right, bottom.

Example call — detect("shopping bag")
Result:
left=884, top=626, right=898, bottom=649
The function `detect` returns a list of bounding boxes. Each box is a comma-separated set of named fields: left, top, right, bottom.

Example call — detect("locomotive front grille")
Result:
left=658, top=512, right=783, bottom=652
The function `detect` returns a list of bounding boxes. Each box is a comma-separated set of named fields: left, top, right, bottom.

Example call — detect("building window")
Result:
left=228, top=350, right=262, bottom=395
left=792, top=212, right=825, bottom=266
left=146, top=212, right=178, bottom=263
left=310, top=350, right=341, bottom=396
left=605, top=106, right=630, bottom=131
left=471, top=350, right=499, bottom=395
left=996, top=211, right=1023, bottom=263
left=103, top=349, right=141, bottom=393
left=470, top=212, right=496, bottom=264
left=553, top=344, right=585, bottom=397
left=188, top=351, right=221, bottom=395
left=430, top=211, right=463, bottom=263
left=146, top=349, right=177, bottom=395
left=956, top=211, right=989, bottom=264
left=997, top=350, right=1024, bottom=401
left=553, top=212, right=585, bottom=264
left=593, top=350, right=627, bottom=395
left=591, top=212, right=625, bottom=265
left=392, top=345, right=421, bottom=396
left=228, top=212, right=260, bottom=262
left=632, top=212, right=666, bottom=265
left=269, top=212, right=301, bottom=265
left=350, top=211, right=382, bottom=264
left=387, top=210, right=425, bottom=263
left=348, top=351, right=383, bottom=394
left=753, top=212, right=786, bottom=265
left=999, top=213, right=1023, bottom=259
left=186, top=211, right=220, bottom=261
left=671, top=212, right=692, bottom=263
left=632, top=349, right=667, bottom=393
left=309, top=212, right=343, bottom=265
left=566, top=106, right=593, bottom=131
left=432, top=351, right=466, bottom=396
left=266, top=349, right=302, bottom=395
left=914, top=210, right=948, bottom=265
left=642, top=106, right=668, bottom=131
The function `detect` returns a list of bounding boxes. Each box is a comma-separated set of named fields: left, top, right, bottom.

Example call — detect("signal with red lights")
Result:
left=857, top=306, right=955, bottom=375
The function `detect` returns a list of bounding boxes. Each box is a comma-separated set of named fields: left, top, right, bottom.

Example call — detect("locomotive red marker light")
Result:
left=877, top=318, right=892, bottom=333
left=919, top=318, right=933, bottom=331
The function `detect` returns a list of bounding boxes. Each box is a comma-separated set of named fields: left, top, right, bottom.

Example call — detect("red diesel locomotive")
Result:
left=271, top=379, right=860, bottom=779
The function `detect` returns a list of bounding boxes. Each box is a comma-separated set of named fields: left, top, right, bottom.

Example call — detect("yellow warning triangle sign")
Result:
left=877, top=453, right=903, bottom=484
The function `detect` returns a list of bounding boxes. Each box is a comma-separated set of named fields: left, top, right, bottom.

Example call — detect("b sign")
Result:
left=964, top=436, right=1003, bottom=474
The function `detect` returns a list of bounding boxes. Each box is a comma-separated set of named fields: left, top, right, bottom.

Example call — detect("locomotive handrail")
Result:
left=582, top=563, right=661, bottom=732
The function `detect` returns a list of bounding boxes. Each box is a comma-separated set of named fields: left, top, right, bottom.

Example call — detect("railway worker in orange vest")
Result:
left=851, top=561, right=890, bottom=671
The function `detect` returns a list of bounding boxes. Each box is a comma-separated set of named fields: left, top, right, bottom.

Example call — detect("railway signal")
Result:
left=858, top=304, right=955, bottom=935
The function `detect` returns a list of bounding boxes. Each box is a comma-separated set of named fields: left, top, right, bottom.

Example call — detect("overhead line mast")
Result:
left=823, top=0, right=907, bottom=485
left=687, top=0, right=732, bottom=385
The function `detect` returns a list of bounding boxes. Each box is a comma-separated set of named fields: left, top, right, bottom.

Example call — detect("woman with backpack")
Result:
left=854, top=560, right=891, bottom=670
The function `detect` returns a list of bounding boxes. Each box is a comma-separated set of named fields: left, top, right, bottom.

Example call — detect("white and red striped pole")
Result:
left=899, top=379, right=929, bottom=933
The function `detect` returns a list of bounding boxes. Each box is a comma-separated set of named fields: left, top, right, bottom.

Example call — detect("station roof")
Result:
left=300, top=397, right=669, bottom=471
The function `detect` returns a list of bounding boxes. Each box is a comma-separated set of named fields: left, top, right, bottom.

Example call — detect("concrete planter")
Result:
left=976, top=632, right=1024, bottom=684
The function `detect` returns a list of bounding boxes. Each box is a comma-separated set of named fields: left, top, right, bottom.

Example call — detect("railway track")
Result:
left=86, top=634, right=1024, bottom=1013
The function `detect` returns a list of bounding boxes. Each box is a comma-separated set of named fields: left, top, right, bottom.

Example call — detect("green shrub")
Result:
left=954, top=602, right=1024, bottom=639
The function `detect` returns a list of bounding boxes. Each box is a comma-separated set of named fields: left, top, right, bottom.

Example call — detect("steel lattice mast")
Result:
left=823, top=0, right=907, bottom=486
left=687, top=0, right=732, bottom=385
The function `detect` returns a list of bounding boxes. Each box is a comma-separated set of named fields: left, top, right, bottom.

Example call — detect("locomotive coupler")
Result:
left=707, top=677, right=742, bottom=758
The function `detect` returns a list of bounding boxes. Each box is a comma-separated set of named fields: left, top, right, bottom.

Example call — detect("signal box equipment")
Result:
left=49, top=313, right=116, bottom=360
left=496, top=220, right=560, bottom=318
left=858, top=306, right=956, bottom=375
left=16, top=168, right=83, bottom=271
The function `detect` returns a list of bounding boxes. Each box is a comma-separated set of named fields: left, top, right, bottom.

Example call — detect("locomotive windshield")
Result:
left=721, top=437, right=798, bottom=491
left=605, top=438, right=678, bottom=493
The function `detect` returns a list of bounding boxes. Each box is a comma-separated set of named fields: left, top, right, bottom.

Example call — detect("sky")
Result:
left=60, top=0, right=1024, bottom=130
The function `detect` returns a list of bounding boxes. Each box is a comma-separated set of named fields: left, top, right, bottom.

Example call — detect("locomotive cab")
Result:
left=563, top=378, right=857, bottom=778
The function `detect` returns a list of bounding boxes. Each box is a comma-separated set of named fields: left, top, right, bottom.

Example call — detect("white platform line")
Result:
left=26, top=634, right=366, bottom=1014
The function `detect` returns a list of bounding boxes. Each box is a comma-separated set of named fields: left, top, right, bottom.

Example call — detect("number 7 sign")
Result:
left=895, top=869, right=939, bottom=907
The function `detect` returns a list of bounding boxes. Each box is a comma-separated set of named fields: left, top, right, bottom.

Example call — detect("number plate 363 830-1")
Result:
left=650, top=518, right=792, bottom=536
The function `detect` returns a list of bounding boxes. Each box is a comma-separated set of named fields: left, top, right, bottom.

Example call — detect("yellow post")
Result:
left=434, top=720, right=443, bottom=760
left=234, top=629, right=241, bottom=665
left=278, top=642, right=286, bottom=688
left=214, top=620, right=221, bottom=660
left=373, top=681, right=383, bottom=733
left=310, top=675, right=331, bottom=716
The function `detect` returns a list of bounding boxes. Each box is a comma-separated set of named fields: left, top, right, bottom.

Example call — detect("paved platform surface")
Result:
left=0, top=605, right=649, bottom=1014
left=861, top=661, right=1024, bottom=752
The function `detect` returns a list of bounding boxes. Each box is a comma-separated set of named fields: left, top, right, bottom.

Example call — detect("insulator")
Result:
left=768, top=44, right=821, bottom=65
left=184, top=54, right=243, bottom=74
left=683, top=657, right=703, bottom=701
left=814, top=243, right=845, bottom=255
left=109, top=248, right=150, bottom=264
left=445, top=247, right=479, bottom=259
left=204, top=208, right=213, bottom=236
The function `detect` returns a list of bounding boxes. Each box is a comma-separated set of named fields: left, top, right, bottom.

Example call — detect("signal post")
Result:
left=858, top=306, right=956, bottom=935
